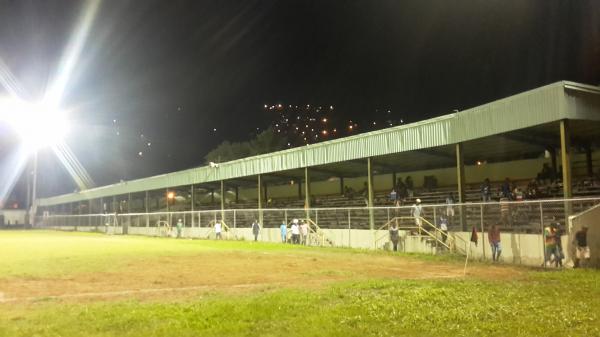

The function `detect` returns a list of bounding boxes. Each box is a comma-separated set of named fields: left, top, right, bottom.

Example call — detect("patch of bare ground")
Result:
left=0, top=250, right=524, bottom=304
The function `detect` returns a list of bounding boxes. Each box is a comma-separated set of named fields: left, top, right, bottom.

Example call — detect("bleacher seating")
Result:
left=154, top=176, right=600, bottom=232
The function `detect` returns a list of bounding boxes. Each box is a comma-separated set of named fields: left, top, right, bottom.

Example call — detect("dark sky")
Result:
left=0, top=0, right=599, bottom=200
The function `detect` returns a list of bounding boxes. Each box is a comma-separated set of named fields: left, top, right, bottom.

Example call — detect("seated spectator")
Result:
left=389, top=189, right=397, bottom=203
left=344, top=186, right=355, bottom=199
left=513, top=186, right=524, bottom=201
left=526, top=180, right=540, bottom=199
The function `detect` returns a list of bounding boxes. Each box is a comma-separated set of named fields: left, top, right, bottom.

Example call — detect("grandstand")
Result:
left=35, top=81, right=600, bottom=266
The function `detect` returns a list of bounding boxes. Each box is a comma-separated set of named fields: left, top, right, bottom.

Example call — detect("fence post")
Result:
left=315, top=209, right=319, bottom=226
left=233, top=209, right=237, bottom=239
left=348, top=209, right=351, bottom=247
left=480, top=204, right=485, bottom=260
left=540, top=202, right=545, bottom=268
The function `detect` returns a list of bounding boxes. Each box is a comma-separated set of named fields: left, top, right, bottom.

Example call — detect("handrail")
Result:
left=285, top=218, right=332, bottom=247
left=374, top=216, right=468, bottom=254
left=41, top=196, right=600, bottom=218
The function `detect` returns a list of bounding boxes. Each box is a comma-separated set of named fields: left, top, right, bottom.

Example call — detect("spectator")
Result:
left=573, top=226, right=590, bottom=268
left=551, top=218, right=564, bottom=267
left=290, top=221, right=300, bottom=244
left=389, top=222, right=400, bottom=251
left=501, top=178, right=513, bottom=200
left=360, top=182, right=369, bottom=206
left=396, top=178, right=407, bottom=202
left=176, top=218, right=183, bottom=238
left=439, top=216, right=449, bottom=244
left=513, top=186, right=524, bottom=201
left=481, top=178, right=492, bottom=202
left=343, top=186, right=355, bottom=199
left=526, top=180, right=540, bottom=199
left=251, top=219, right=260, bottom=242
left=389, top=189, right=397, bottom=204
left=543, top=223, right=557, bottom=267
left=280, top=222, right=287, bottom=243
left=300, top=221, right=309, bottom=245
left=411, top=198, right=423, bottom=233
left=488, top=224, right=502, bottom=262
left=214, top=220, right=223, bottom=240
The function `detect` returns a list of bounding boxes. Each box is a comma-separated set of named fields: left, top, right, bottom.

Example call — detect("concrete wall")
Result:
left=569, top=203, right=600, bottom=267
left=48, top=225, right=556, bottom=267
left=0, top=210, right=27, bottom=225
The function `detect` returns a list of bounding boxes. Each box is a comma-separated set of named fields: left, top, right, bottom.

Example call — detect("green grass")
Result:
left=0, top=230, right=313, bottom=278
left=0, top=230, right=599, bottom=337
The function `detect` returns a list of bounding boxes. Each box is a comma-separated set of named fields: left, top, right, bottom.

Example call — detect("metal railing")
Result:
left=35, top=197, right=600, bottom=263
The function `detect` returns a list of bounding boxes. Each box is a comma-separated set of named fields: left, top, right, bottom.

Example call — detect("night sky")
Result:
left=0, top=0, right=599, bottom=201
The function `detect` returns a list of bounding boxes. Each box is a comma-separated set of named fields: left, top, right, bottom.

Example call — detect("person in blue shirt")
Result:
left=280, top=222, right=287, bottom=243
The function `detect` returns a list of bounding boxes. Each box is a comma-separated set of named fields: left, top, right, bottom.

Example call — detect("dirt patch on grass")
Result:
left=0, top=248, right=523, bottom=304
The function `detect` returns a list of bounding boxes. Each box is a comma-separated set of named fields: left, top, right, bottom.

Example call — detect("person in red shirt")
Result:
left=488, top=224, right=502, bottom=262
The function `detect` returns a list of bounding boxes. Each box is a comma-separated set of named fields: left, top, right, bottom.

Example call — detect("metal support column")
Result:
left=456, top=143, right=467, bottom=231
left=145, top=190, right=150, bottom=227
left=339, top=177, right=344, bottom=195
left=367, top=157, right=375, bottom=231
left=257, top=175, right=263, bottom=226
left=560, top=120, right=572, bottom=221
left=220, top=180, right=225, bottom=222
left=190, top=185, right=195, bottom=227
left=304, top=167, right=311, bottom=220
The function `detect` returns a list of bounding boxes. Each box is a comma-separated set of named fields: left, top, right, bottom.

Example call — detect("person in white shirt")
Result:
left=412, top=199, right=423, bottom=234
left=214, top=220, right=222, bottom=240
left=291, top=222, right=300, bottom=244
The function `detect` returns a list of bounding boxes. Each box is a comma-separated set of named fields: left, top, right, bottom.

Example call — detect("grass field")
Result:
left=0, top=231, right=598, bottom=337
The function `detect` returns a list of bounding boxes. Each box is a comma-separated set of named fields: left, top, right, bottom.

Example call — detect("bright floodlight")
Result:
left=0, top=98, right=69, bottom=149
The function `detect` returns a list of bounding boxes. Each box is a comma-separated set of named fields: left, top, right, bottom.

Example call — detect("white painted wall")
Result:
left=46, top=224, right=560, bottom=267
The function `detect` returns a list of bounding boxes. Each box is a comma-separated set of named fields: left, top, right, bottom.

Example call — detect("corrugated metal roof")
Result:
left=37, top=81, right=600, bottom=206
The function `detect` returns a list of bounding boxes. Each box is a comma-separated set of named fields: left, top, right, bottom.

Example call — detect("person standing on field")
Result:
left=280, top=222, right=287, bottom=243
left=176, top=218, right=183, bottom=238
left=291, top=221, right=300, bottom=244
left=214, top=220, right=222, bottom=240
left=439, top=216, right=449, bottom=244
left=300, top=221, right=309, bottom=245
left=573, top=226, right=590, bottom=268
left=389, top=222, right=400, bottom=251
left=251, top=219, right=260, bottom=242
left=488, top=224, right=502, bottom=262
left=543, top=223, right=557, bottom=266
